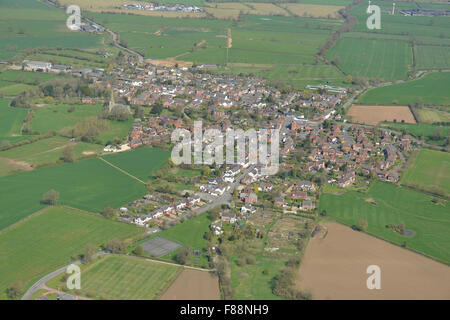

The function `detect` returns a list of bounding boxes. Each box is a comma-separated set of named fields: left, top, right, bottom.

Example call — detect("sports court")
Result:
left=141, top=237, right=182, bottom=257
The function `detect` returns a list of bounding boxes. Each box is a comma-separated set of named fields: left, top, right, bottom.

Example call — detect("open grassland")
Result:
left=319, top=181, right=450, bottom=263
left=48, top=255, right=181, bottom=300
left=0, top=136, right=103, bottom=176
left=161, top=269, right=219, bottom=300
left=0, top=0, right=104, bottom=61
left=0, top=206, right=142, bottom=300
left=326, top=38, right=412, bottom=80
left=402, top=149, right=450, bottom=198
left=230, top=254, right=286, bottom=300
left=348, top=105, right=415, bottom=125
left=298, top=222, right=450, bottom=299
left=103, top=147, right=170, bottom=182
left=0, top=156, right=147, bottom=230
left=359, top=72, right=450, bottom=106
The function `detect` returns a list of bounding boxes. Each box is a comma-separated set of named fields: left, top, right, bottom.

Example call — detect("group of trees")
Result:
left=175, top=246, right=192, bottom=265
left=41, top=189, right=59, bottom=205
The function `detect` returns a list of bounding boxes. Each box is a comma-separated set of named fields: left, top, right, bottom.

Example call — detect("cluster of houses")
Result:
left=128, top=116, right=180, bottom=148
left=289, top=120, right=412, bottom=186
left=132, top=195, right=201, bottom=226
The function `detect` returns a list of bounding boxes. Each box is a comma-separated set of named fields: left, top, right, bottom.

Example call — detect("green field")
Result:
left=0, top=136, right=103, bottom=176
left=0, top=83, right=35, bottom=96
left=319, top=181, right=450, bottom=263
left=326, top=0, right=450, bottom=80
left=0, top=98, right=27, bottom=139
left=0, top=206, right=142, bottom=300
left=0, top=146, right=171, bottom=230
left=230, top=254, right=286, bottom=300
left=359, top=72, right=450, bottom=106
left=0, top=70, right=62, bottom=84
left=31, top=104, right=104, bottom=134
left=416, top=108, right=450, bottom=124
left=0, top=157, right=146, bottom=230
left=47, top=255, right=180, bottom=300
left=0, top=0, right=104, bottom=61
left=415, top=45, right=450, bottom=70
left=31, top=103, right=133, bottom=144
left=402, top=149, right=450, bottom=197
left=103, top=147, right=170, bottom=181
left=326, top=37, right=412, bottom=80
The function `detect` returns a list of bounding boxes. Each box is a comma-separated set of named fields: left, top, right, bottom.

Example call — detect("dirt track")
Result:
left=297, top=223, right=450, bottom=299
left=161, top=269, right=220, bottom=300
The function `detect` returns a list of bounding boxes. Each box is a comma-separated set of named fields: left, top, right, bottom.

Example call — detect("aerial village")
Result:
left=18, top=57, right=417, bottom=234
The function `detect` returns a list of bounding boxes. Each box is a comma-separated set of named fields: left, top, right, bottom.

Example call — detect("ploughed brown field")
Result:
left=297, top=223, right=450, bottom=299
left=348, top=105, right=416, bottom=125
left=161, top=269, right=220, bottom=300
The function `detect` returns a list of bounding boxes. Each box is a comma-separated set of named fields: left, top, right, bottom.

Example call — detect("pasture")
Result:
left=0, top=206, right=142, bottom=300
left=358, top=72, right=450, bottom=106
left=347, top=105, right=416, bottom=125
left=319, top=181, right=450, bottom=263
left=48, top=255, right=181, bottom=300
left=298, top=223, right=450, bottom=299
left=0, top=156, right=147, bottom=230
left=402, top=149, right=450, bottom=198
